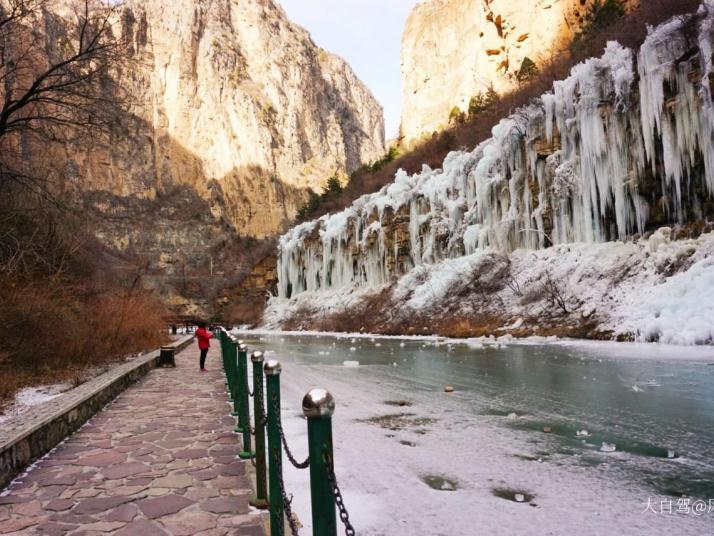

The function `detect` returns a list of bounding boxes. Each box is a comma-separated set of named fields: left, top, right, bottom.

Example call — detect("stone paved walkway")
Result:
left=0, top=344, right=266, bottom=535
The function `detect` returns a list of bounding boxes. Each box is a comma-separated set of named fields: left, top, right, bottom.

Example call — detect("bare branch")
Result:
left=0, top=0, right=130, bottom=196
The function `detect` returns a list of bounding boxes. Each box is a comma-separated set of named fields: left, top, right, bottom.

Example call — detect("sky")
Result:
left=278, top=0, right=422, bottom=140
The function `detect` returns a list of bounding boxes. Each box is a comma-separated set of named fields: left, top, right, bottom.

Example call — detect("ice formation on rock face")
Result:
left=278, top=3, right=714, bottom=299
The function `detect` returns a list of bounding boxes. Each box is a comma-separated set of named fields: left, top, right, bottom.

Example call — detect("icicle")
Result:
left=276, top=5, right=714, bottom=299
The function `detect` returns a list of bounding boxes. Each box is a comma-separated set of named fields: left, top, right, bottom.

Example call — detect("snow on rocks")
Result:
left=0, top=384, right=70, bottom=423
left=266, top=230, right=714, bottom=345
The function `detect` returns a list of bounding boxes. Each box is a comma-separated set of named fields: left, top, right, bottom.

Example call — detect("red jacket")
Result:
left=196, top=328, right=213, bottom=350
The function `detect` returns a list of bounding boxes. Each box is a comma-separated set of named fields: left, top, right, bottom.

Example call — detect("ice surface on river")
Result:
left=242, top=332, right=714, bottom=536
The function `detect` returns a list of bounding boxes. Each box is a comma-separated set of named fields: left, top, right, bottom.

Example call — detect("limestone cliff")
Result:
left=88, top=0, right=384, bottom=238
left=22, top=0, right=385, bottom=318
left=400, top=0, right=638, bottom=145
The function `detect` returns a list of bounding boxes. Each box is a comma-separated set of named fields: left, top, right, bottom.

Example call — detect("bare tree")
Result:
left=0, top=0, right=128, bottom=192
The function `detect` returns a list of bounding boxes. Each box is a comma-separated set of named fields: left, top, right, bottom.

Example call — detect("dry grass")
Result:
left=0, top=189, right=170, bottom=411
left=0, top=276, right=168, bottom=409
left=302, top=0, right=702, bottom=221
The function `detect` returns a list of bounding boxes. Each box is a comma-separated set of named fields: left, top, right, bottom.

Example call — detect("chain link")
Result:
left=247, top=371, right=254, bottom=397
left=271, top=395, right=310, bottom=469
left=324, top=454, right=356, bottom=536
left=256, top=380, right=268, bottom=427
left=249, top=380, right=268, bottom=436
left=249, top=379, right=266, bottom=461
left=274, top=449, right=302, bottom=536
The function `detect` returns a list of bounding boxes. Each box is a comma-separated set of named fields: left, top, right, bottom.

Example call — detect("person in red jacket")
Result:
left=195, top=322, right=213, bottom=371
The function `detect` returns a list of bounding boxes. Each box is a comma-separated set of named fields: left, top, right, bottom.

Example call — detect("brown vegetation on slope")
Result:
left=0, top=195, right=169, bottom=409
left=299, top=0, right=702, bottom=222
left=0, top=0, right=168, bottom=409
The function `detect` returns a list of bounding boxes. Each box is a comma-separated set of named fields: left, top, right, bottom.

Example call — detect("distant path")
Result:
left=0, top=345, right=265, bottom=535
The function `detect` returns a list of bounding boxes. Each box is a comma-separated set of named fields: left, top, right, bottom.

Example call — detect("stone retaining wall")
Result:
left=0, top=335, right=194, bottom=489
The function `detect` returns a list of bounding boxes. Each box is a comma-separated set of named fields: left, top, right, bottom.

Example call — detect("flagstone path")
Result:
left=0, top=344, right=266, bottom=535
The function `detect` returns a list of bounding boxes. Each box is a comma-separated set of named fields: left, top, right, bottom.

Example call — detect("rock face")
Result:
left=400, top=0, right=638, bottom=145
left=18, top=0, right=385, bottom=318
left=87, top=0, right=384, bottom=238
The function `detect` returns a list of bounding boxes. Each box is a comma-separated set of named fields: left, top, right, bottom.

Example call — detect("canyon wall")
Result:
left=400, top=0, right=638, bottom=145
left=14, top=0, right=385, bottom=318
left=88, top=0, right=385, bottom=238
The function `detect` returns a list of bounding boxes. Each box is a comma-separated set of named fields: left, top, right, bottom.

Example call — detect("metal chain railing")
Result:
left=272, top=395, right=310, bottom=469
left=324, top=453, right=356, bottom=536
left=250, top=377, right=268, bottom=469
left=256, top=380, right=268, bottom=427
left=249, top=380, right=268, bottom=438
left=274, top=449, right=302, bottom=536
left=221, top=332, right=358, bottom=536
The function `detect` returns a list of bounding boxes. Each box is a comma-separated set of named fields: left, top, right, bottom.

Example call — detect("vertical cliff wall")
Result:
left=400, top=0, right=639, bottom=145
left=11, top=0, right=386, bottom=318
left=79, top=0, right=385, bottom=238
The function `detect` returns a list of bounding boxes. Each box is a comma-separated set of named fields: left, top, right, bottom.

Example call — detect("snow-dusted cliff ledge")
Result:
left=270, top=3, right=714, bottom=344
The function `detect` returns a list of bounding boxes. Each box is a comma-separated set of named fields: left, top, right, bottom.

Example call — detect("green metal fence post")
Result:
left=233, top=340, right=245, bottom=429
left=264, top=360, right=284, bottom=536
left=226, top=336, right=237, bottom=403
left=237, top=343, right=253, bottom=459
left=228, top=339, right=240, bottom=417
left=219, top=329, right=228, bottom=386
left=303, top=389, right=337, bottom=536
left=249, top=351, right=269, bottom=509
left=302, top=389, right=337, bottom=536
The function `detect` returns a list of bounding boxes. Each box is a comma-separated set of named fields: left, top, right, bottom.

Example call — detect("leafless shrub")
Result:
left=504, top=274, right=523, bottom=297
left=0, top=275, right=168, bottom=406
left=542, top=270, right=570, bottom=315
left=0, top=0, right=132, bottom=203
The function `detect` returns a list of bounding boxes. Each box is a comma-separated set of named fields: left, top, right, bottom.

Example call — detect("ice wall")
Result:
left=278, top=3, right=714, bottom=299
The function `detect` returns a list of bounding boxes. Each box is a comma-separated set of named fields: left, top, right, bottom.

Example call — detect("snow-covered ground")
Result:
left=239, top=331, right=714, bottom=535
left=0, top=384, right=70, bottom=424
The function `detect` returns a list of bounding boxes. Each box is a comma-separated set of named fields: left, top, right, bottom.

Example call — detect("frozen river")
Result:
left=235, top=331, right=714, bottom=535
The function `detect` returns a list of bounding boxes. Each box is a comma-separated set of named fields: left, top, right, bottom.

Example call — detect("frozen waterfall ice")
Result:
left=277, top=3, right=714, bottom=300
